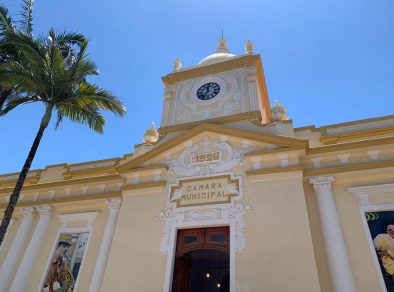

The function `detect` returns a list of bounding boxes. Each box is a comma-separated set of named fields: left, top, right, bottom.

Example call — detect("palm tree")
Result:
left=0, top=28, right=126, bottom=244
left=0, top=1, right=34, bottom=110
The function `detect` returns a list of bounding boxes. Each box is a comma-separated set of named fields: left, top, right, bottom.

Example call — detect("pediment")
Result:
left=117, top=123, right=307, bottom=174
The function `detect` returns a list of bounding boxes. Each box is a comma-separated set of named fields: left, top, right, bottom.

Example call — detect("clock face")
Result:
left=196, top=82, right=220, bottom=101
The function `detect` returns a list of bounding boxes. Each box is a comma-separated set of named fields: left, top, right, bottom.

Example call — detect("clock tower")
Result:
left=159, top=37, right=272, bottom=135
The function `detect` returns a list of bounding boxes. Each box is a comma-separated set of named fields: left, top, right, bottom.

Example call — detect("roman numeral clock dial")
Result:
left=196, top=82, right=220, bottom=101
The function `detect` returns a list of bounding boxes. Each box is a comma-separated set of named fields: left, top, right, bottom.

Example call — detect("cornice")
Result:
left=320, top=114, right=394, bottom=132
left=118, top=123, right=308, bottom=172
left=0, top=191, right=122, bottom=209
left=244, top=146, right=305, bottom=157
left=0, top=174, right=123, bottom=194
left=121, top=181, right=167, bottom=191
left=320, top=126, right=394, bottom=145
left=304, top=160, right=394, bottom=177
left=161, top=54, right=261, bottom=85
left=64, top=165, right=119, bottom=180
left=308, top=136, right=394, bottom=155
left=246, top=165, right=304, bottom=176
left=158, top=111, right=262, bottom=135
left=120, top=164, right=168, bottom=176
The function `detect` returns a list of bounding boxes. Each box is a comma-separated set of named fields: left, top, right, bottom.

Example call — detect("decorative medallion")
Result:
left=167, top=136, right=253, bottom=176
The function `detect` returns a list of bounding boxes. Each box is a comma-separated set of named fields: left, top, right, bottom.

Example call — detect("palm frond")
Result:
left=73, top=83, right=126, bottom=116
left=5, top=30, right=46, bottom=61
left=0, top=5, right=13, bottom=32
left=54, top=31, right=87, bottom=46
left=69, top=59, right=98, bottom=82
left=0, top=61, right=46, bottom=95
left=0, top=96, right=38, bottom=115
left=56, top=102, right=105, bottom=133
left=19, top=0, right=33, bottom=35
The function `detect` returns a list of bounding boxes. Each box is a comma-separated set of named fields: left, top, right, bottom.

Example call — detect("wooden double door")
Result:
left=172, top=227, right=230, bottom=292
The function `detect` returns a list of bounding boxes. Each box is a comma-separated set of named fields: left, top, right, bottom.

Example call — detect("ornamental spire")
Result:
left=216, top=30, right=230, bottom=54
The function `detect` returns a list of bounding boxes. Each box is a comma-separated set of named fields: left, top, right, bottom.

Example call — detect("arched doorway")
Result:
left=172, top=227, right=230, bottom=292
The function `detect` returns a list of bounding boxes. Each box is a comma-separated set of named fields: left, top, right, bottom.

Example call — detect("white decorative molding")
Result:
left=157, top=203, right=252, bottom=256
left=36, top=205, right=54, bottom=217
left=311, top=157, right=322, bottom=169
left=367, top=150, right=380, bottom=160
left=48, top=190, right=55, bottom=199
left=251, top=157, right=262, bottom=170
left=278, top=154, right=289, bottom=167
left=337, top=153, right=350, bottom=164
left=58, top=211, right=99, bottom=228
left=167, top=138, right=252, bottom=176
left=107, top=198, right=122, bottom=211
left=173, top=69, right=242, bottom=124
left=309, top=175, right=335, bottom=191
left=349, top=183, right=394, bottom=207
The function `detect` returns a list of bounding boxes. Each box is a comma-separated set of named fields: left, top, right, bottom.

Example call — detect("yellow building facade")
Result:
left=1, top=38, right=394, bottom=292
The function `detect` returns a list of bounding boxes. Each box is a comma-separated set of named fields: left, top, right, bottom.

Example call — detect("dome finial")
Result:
left=143, top=122, right=159, bottom=143
left=245, top=39, right=254, bottom=54
left=271, top=100, right=289, bottom=122
left=216, top=30, right=230, bottom=54
left=173, top=57, right=182, bottom=71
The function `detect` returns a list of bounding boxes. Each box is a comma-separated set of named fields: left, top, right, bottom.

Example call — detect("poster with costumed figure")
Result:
left=42, top=232, right=89, bottom=292
left=366, top=211, right=394, bottom=291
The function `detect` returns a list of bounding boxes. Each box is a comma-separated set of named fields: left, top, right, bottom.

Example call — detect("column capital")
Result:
left=309, top=176, right=335, bottom=191
left=106, top=198, right=122, bottom=211
left=21, top=207, right=35, bottom=217
left=36, top=205, right=54, bottom=217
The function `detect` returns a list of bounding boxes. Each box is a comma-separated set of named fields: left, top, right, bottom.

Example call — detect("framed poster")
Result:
left=366, top=211, right=394, bottom=292
left=42, top=232, right=89, bottom=292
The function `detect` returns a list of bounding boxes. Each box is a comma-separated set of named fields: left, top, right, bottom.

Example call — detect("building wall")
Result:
left=238, top=171, right=321, bottom=291
left=102, top=189, right=167, bottom=291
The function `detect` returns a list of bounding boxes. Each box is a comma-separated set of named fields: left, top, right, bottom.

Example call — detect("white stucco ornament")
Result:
left=157, top=203, right=253, bottom=255
left=166, top=137, right=253, bottom=176
left=173, top=57, right=182, bottom=71
left=173, top=69, right=242, bottom=123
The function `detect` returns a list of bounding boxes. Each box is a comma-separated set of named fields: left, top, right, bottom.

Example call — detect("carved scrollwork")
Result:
left=156, top=203, right=253, bottom=255
left=166, top=137, right=253, bottom=176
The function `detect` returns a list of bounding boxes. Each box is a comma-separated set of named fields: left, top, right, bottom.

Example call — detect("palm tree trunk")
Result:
left=0, top=104, right=53, bottom=245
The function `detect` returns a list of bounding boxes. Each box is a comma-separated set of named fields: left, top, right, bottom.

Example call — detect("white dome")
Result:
left=198, top=52, right=236, bottom=65
left=197, top=36, right=236, bottom=66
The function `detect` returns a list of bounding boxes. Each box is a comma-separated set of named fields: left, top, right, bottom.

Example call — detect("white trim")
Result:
left=162, top=219, right=234, bottom=292
left=58, top=211, right=99, bottom=228
left=159, top=203, right=251, bottom=292
left=240, top=68, right=245, bottom=113
left=348, top=183, right=394, bottom=292
left=166, top=172, right=243, bottom=208
left=171, top=83, right=180, bottom=125
left=37, top=211, right=99, bottom=292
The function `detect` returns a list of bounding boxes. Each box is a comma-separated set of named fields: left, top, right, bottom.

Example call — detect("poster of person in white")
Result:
left=374, top=225, right=394, bottom=277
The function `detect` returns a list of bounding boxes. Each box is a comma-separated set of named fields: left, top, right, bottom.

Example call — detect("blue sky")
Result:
left=1, top=0, right=393, bottom=174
